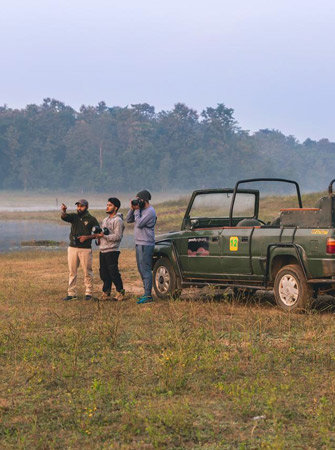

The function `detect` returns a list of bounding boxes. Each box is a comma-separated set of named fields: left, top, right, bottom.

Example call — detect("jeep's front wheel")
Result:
left=274, top=264, right=313, bottom=312
left=153, top=258, right=181, bottom=299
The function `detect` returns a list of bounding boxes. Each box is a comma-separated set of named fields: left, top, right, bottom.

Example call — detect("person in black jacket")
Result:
left=61, top=199, right=99, bottom=301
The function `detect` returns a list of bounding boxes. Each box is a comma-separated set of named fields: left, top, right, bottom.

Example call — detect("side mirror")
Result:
left=190, top=219, right=199, bottom=230
left=182, top=218, right=191, bottom=230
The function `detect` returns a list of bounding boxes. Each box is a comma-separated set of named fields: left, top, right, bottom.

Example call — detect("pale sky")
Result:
left=1, top=0, right=335, bottom=142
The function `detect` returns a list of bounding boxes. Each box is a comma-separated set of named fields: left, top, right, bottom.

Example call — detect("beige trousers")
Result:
left=67, top=247, right=93, bottom=296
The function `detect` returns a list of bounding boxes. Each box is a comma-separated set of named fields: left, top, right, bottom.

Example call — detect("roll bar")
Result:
left=328, top=179, right=335, bottom=194
left=229, top=178, right=303, bottom=227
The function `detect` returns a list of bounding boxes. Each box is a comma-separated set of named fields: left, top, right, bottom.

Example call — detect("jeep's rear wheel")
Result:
left=274, top=264, right=313, bottom=312
left=153, top=258, right=181, bottom=299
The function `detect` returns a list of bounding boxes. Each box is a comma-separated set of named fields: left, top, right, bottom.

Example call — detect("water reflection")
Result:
left=0, top=221, right=134, bottom=252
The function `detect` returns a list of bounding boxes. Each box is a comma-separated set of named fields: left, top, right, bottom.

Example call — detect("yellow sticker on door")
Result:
left=230, top=236, right=238, bottom=251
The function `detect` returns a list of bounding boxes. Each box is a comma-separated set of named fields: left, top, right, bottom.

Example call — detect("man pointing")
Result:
left=61, top=199, right=99, bottom=301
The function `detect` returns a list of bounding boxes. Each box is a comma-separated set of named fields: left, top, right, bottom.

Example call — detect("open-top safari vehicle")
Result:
left=152, top=178, right=335, bottom=311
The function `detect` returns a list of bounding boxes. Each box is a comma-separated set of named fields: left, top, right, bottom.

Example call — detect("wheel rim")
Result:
left=155, top=266, right=171, bottom=294
left=278, top=274, right=299, bottom=306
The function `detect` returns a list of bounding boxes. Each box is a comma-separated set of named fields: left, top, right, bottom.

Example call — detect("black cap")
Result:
left=75, top=199, right=88, bottom=207
left=136, top=190, right=151, bottom=202
left=108, top=197, right=121, bottom=210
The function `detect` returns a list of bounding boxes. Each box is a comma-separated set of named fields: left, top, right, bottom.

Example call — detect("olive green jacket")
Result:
left=61, top=211, right=99, bottom=248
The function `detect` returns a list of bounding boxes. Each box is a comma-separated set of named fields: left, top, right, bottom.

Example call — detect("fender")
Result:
left=153, top=239, right=183, bottom=282
left=265, top=243, right=310, bottom=286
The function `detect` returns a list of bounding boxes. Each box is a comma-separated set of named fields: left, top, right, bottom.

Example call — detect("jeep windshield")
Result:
left=182, top=189, right=259, bottom=229
left=189, top=192, right=256, bottom=218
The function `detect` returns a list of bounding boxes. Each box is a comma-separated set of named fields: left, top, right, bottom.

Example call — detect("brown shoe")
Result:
left=101, top=291, right=111, bottom=301
left=115, top=291, right=125, bottom=301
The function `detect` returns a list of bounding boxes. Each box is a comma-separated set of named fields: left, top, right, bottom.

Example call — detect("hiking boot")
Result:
left=63, top=295, right=77, bottom=301
left=85, top=295, right=92, bottom=301
left=115, top=290, right=125, bottom=301
left=101, top=291, right=111, bottom=301
left=137, top=295, right=153, bottom=304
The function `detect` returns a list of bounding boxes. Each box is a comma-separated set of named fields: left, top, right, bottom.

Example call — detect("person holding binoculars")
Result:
left=94, top=197, right=125, bottom=301
left=61, top=199, right=99, bottom=301
left=126, top=190, right=157, bottom=304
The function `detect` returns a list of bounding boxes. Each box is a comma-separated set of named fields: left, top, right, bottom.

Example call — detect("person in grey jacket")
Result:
left=95, top=197, right=125, bottom=301
left=126, top=189, right=156, bottom=304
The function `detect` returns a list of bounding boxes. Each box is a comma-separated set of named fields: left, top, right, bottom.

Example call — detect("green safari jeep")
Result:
left=152, top=178, right=335, bottom=311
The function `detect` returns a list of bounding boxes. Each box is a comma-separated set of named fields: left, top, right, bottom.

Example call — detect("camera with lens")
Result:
left=92, top=226, right=109, bottom=236
left=131, top=198, right=145, bottom=209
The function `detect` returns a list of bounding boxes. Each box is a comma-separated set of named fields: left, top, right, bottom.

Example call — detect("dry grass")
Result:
left=0, top=191, right=190, bottom=234
left=0, top=200, right=189, bottom=234
left=259, top=191, right=327, bottom=222
left=0, top=191, right=325, bottom=233
left=1, top=250, right=335, bottom=449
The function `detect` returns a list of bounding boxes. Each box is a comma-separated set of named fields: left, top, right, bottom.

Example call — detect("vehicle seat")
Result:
left=236, top=218, right=261, bottom=227
left=268, top=215, right=280, bottom=226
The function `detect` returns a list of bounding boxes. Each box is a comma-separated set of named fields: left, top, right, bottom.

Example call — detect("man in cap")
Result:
left=61, top=199, right=99, bottom=301
left=94, top=197, right=125, bottom=301
left=126, top=189, right=157, bottom=304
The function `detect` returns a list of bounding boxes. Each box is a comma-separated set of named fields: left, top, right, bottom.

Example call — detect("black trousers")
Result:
left=99, top=251, right=123, bottom=293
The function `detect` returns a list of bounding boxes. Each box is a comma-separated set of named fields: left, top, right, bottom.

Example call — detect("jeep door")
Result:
left=220, top=192, right=259, bottom=276
left=177, top=191, right=230, bottom=279
left=221, top=227, right=257, bottom=276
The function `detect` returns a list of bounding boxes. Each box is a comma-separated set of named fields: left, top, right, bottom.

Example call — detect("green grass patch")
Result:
left=20, top=240, right=67, bottom=247
left=0, top=190, right=327, bottom=232
left=1, top=251, right=335, bottom=448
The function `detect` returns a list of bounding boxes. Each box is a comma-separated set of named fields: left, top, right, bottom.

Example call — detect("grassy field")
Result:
left=2, top=250, right=335, bottom=449
left=0, top=190, right=189, bottom=209
left=0, top=191, right=326, bottom=235
left=0, top=196, right=190, bottom=234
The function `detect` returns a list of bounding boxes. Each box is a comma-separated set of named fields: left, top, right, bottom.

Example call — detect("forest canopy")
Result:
left=0, top=98, right=333, bottom=192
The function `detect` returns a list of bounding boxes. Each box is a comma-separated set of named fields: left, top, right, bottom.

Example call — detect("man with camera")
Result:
left=126, top=190, right=157, bottom=304
left=61, top=199, right=99, bottom=301
left=94, top=197, right=125, bottom=301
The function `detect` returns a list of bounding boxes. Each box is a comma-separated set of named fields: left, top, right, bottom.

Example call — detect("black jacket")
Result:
left=61, top=211, right=99, bottom=248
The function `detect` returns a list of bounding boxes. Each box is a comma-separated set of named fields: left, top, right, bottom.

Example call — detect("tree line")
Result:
left=0, top=98, right=334, bottom=193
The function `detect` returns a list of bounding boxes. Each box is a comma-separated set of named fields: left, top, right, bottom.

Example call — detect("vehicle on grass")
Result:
left=152, top=178, right=335, bottom=312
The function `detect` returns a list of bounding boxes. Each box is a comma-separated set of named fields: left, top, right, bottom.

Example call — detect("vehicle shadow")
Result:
left=312, top=295, right=335, bottom=313
left=182, top=288, right=276, bottom=308
left=181, top=288, right=335, bottom=314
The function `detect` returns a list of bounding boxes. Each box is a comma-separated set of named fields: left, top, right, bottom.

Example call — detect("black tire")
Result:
left=274, top=264, right=313, bottom=312
left=153, top=258, right=182, bottom=299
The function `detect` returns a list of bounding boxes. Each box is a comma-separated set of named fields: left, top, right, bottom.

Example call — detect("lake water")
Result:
left=0, top=221, right=134, bottom=253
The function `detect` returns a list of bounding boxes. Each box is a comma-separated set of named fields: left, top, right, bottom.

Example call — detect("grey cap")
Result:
left=136, top=190, right=151, bottom=201
left=75, top=199, right=88, bottom=207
